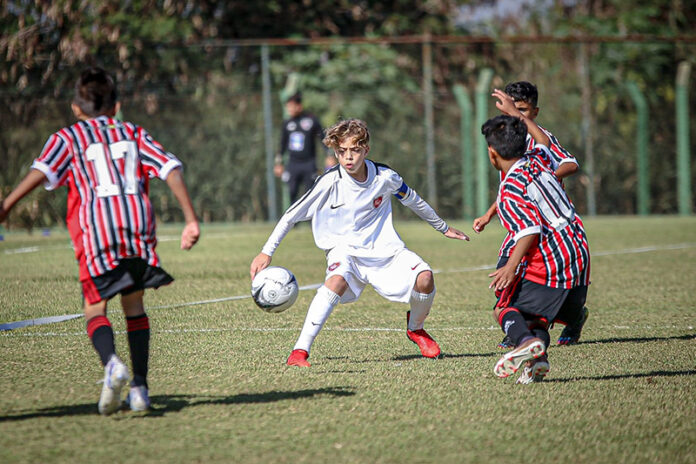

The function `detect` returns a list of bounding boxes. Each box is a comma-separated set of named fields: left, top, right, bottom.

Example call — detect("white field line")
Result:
left=1, top=241, right=695, bottom=332
left=0, top=233, right=233, bottom=255
left=2, top=325, right=694, bottom=338
left=3, top=244, right=73, bottom=255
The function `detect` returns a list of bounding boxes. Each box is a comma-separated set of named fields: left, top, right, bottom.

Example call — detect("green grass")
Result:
left=1, top=217, right=695, bottom=463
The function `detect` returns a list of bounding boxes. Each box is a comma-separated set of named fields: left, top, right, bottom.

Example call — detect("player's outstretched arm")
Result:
left=472, top=202, right=498, bottom=233
left=165, top=168, right=200, bottom=250
left=250, top=253, right=272, bottom=280
left=444, top=226, right=470, bottom=241
left=492, top=89, right=550, bottom=147
left=0, top=169, right=47, bottom=223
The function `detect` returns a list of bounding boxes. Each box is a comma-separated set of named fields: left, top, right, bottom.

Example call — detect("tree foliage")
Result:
left=1, top=0, right=695, bottom=229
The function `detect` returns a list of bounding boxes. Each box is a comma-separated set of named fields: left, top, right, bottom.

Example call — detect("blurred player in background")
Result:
left=275, top=92, right=328, bottom=203
left=474, top=81, right=588, bottom=347
left=0, top=67, right=200, bottom=414
left=252, top=118, right=469, bottom=367
left=482, top=115, right=590, bottom=384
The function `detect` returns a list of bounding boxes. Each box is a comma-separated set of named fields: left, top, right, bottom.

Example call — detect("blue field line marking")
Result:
left=0, top=314, right=84, bottom=330
left=1, top=242, right=695, bottom=331
left=0, top=284, right=323, bottom=331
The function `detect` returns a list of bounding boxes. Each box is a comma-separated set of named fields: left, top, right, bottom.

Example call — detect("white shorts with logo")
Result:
left=324, top=247, right=432, bottom=304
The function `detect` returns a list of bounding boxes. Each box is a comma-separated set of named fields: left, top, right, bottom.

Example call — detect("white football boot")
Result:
left=516, top=356, right=550, bottom=384
left=98, top=355, right=129, bottom=415
left=493, top=338, right=545, bottom=378
left=128, top=385, right=151, bottom=412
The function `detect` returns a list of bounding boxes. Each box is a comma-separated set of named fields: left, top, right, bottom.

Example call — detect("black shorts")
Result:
left=82, top=257, right=174, bottom=304
left=496, top=277, right=587, bottom=323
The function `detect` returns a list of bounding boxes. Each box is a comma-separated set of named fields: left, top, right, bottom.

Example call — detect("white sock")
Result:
left=293, top=286, right=341, bottom=354
left=408, top=287, right=435, bottom=331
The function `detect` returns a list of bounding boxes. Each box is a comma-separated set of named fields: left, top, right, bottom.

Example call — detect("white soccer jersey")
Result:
left=261, top=160, right=448, bottom=258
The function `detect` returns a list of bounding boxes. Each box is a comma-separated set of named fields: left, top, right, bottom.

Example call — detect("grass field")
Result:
left=1, top=216, right=695, bottom=463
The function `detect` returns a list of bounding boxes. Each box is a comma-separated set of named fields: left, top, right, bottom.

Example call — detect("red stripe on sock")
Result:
left=127, top=316, right=150, bottom=332
left=497, top=307, right=520, bottom=326
left=86, top=315, right=111, bottom=338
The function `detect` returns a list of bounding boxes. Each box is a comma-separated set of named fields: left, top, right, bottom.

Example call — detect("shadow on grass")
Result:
left=577, top=333, right=695, bottom=345
left=392, top=352, right=498, bottom=361
left=0, top=386, right=355, bottom=422
left=546, top=369, right=696, bottom=383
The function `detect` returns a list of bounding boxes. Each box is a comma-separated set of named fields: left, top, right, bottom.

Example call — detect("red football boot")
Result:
left=406, top=311, right=441, bottom=358
left=286, top=349, right=311, bottom=367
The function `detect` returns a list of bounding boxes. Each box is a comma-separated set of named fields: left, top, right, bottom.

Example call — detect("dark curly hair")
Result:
left=481, top=115, right=528, bottom=160
left=73, top=67, right=117, bottom=117
left=504, top=81, right=538, bottom=108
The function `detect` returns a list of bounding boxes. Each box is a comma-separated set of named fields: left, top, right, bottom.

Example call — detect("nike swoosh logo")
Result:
left=411, top=263, right=422, bottom=270
left=330, top=204, right=345, bottom=209
left=311, top=322, right=321, bottom=326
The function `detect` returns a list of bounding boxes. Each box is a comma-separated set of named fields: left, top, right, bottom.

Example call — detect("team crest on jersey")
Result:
left=300, top=117, right=314, bottom=131
left=287, top=121, right=297, bottom=131
left=373, top=196, right=383, bottom=208
left=328, top=262, right=340, bottom=271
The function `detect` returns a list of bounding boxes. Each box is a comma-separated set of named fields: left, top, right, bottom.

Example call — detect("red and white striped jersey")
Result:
left=525, top=125, right=578, bottom=172
left=496, top=148, right=590, bottom=289
left=31, top=116, right=181, bottom=281
left=498, top=126, right=578, bottom=186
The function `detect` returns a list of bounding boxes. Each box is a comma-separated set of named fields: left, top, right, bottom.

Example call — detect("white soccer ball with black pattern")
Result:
left=251, top=266, right=299, bottom=313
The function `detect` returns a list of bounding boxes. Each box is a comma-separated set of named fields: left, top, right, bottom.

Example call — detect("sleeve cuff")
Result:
left=159, top=158, right=182, bottom=180
left=558, top=158, right=579, bottom=166
left=31, top=161, right=59, bottom=191
left=261, top=245, right=276, bottom=257
left=513, top=226, right=541, bottom=242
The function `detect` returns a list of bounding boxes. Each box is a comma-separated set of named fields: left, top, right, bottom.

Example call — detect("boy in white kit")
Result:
left=250, top=119, right=469, bottom=367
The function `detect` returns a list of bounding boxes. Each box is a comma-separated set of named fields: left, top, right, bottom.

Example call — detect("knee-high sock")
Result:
left=87, top=315, right=116, bottom=366
left=293, top=286, right=340, bottom=354
left=498, top=308, right=533, bottom=346
left=408, top=288, right=435, bottom=331
left=126, top=314, right=150, bottom=388
left=528, top=318, right=550, bottom=350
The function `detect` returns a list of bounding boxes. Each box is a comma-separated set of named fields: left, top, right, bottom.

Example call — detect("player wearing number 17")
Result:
left=250, top=119, right=469, bottom=367
left=0, top=67, right=200, bottom=414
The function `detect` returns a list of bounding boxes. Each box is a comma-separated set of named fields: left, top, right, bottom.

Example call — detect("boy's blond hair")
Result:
left=323, top=119, right=370, bottom=150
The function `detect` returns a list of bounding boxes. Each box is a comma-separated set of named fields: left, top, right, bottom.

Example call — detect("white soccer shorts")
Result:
left=324, top=247, right=432, bottom=304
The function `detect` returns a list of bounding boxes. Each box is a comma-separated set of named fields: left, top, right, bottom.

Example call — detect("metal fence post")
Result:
left=453, top=84, right=474, bottom=219
left=579, top=43, right=597, bottom=216
left=626, top=81, right=650, bottom=215
left=475, top=68, right=493, bottom=216
left=422, top=37, right=437, bottom=208
left=676, top=61, right=692, bottom=216
left=261, top=44, right=277, bottom=221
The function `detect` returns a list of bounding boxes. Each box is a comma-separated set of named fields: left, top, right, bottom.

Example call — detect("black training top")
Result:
left=279, top=111, right=325, bottom=164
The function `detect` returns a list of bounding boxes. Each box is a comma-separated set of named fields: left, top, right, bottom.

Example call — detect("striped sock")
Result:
left=498, top=308, right=532, bottom=347
left=126, top=314, right=150, bottom=388
left=87, top=315, right=115, bottom=366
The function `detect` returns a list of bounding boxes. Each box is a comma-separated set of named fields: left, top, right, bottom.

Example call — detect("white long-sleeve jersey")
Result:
left=261, top=160, right=449, bottom=258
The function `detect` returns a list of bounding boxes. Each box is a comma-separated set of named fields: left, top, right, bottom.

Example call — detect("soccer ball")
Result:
left=251, top=266, right=299, bottom=313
